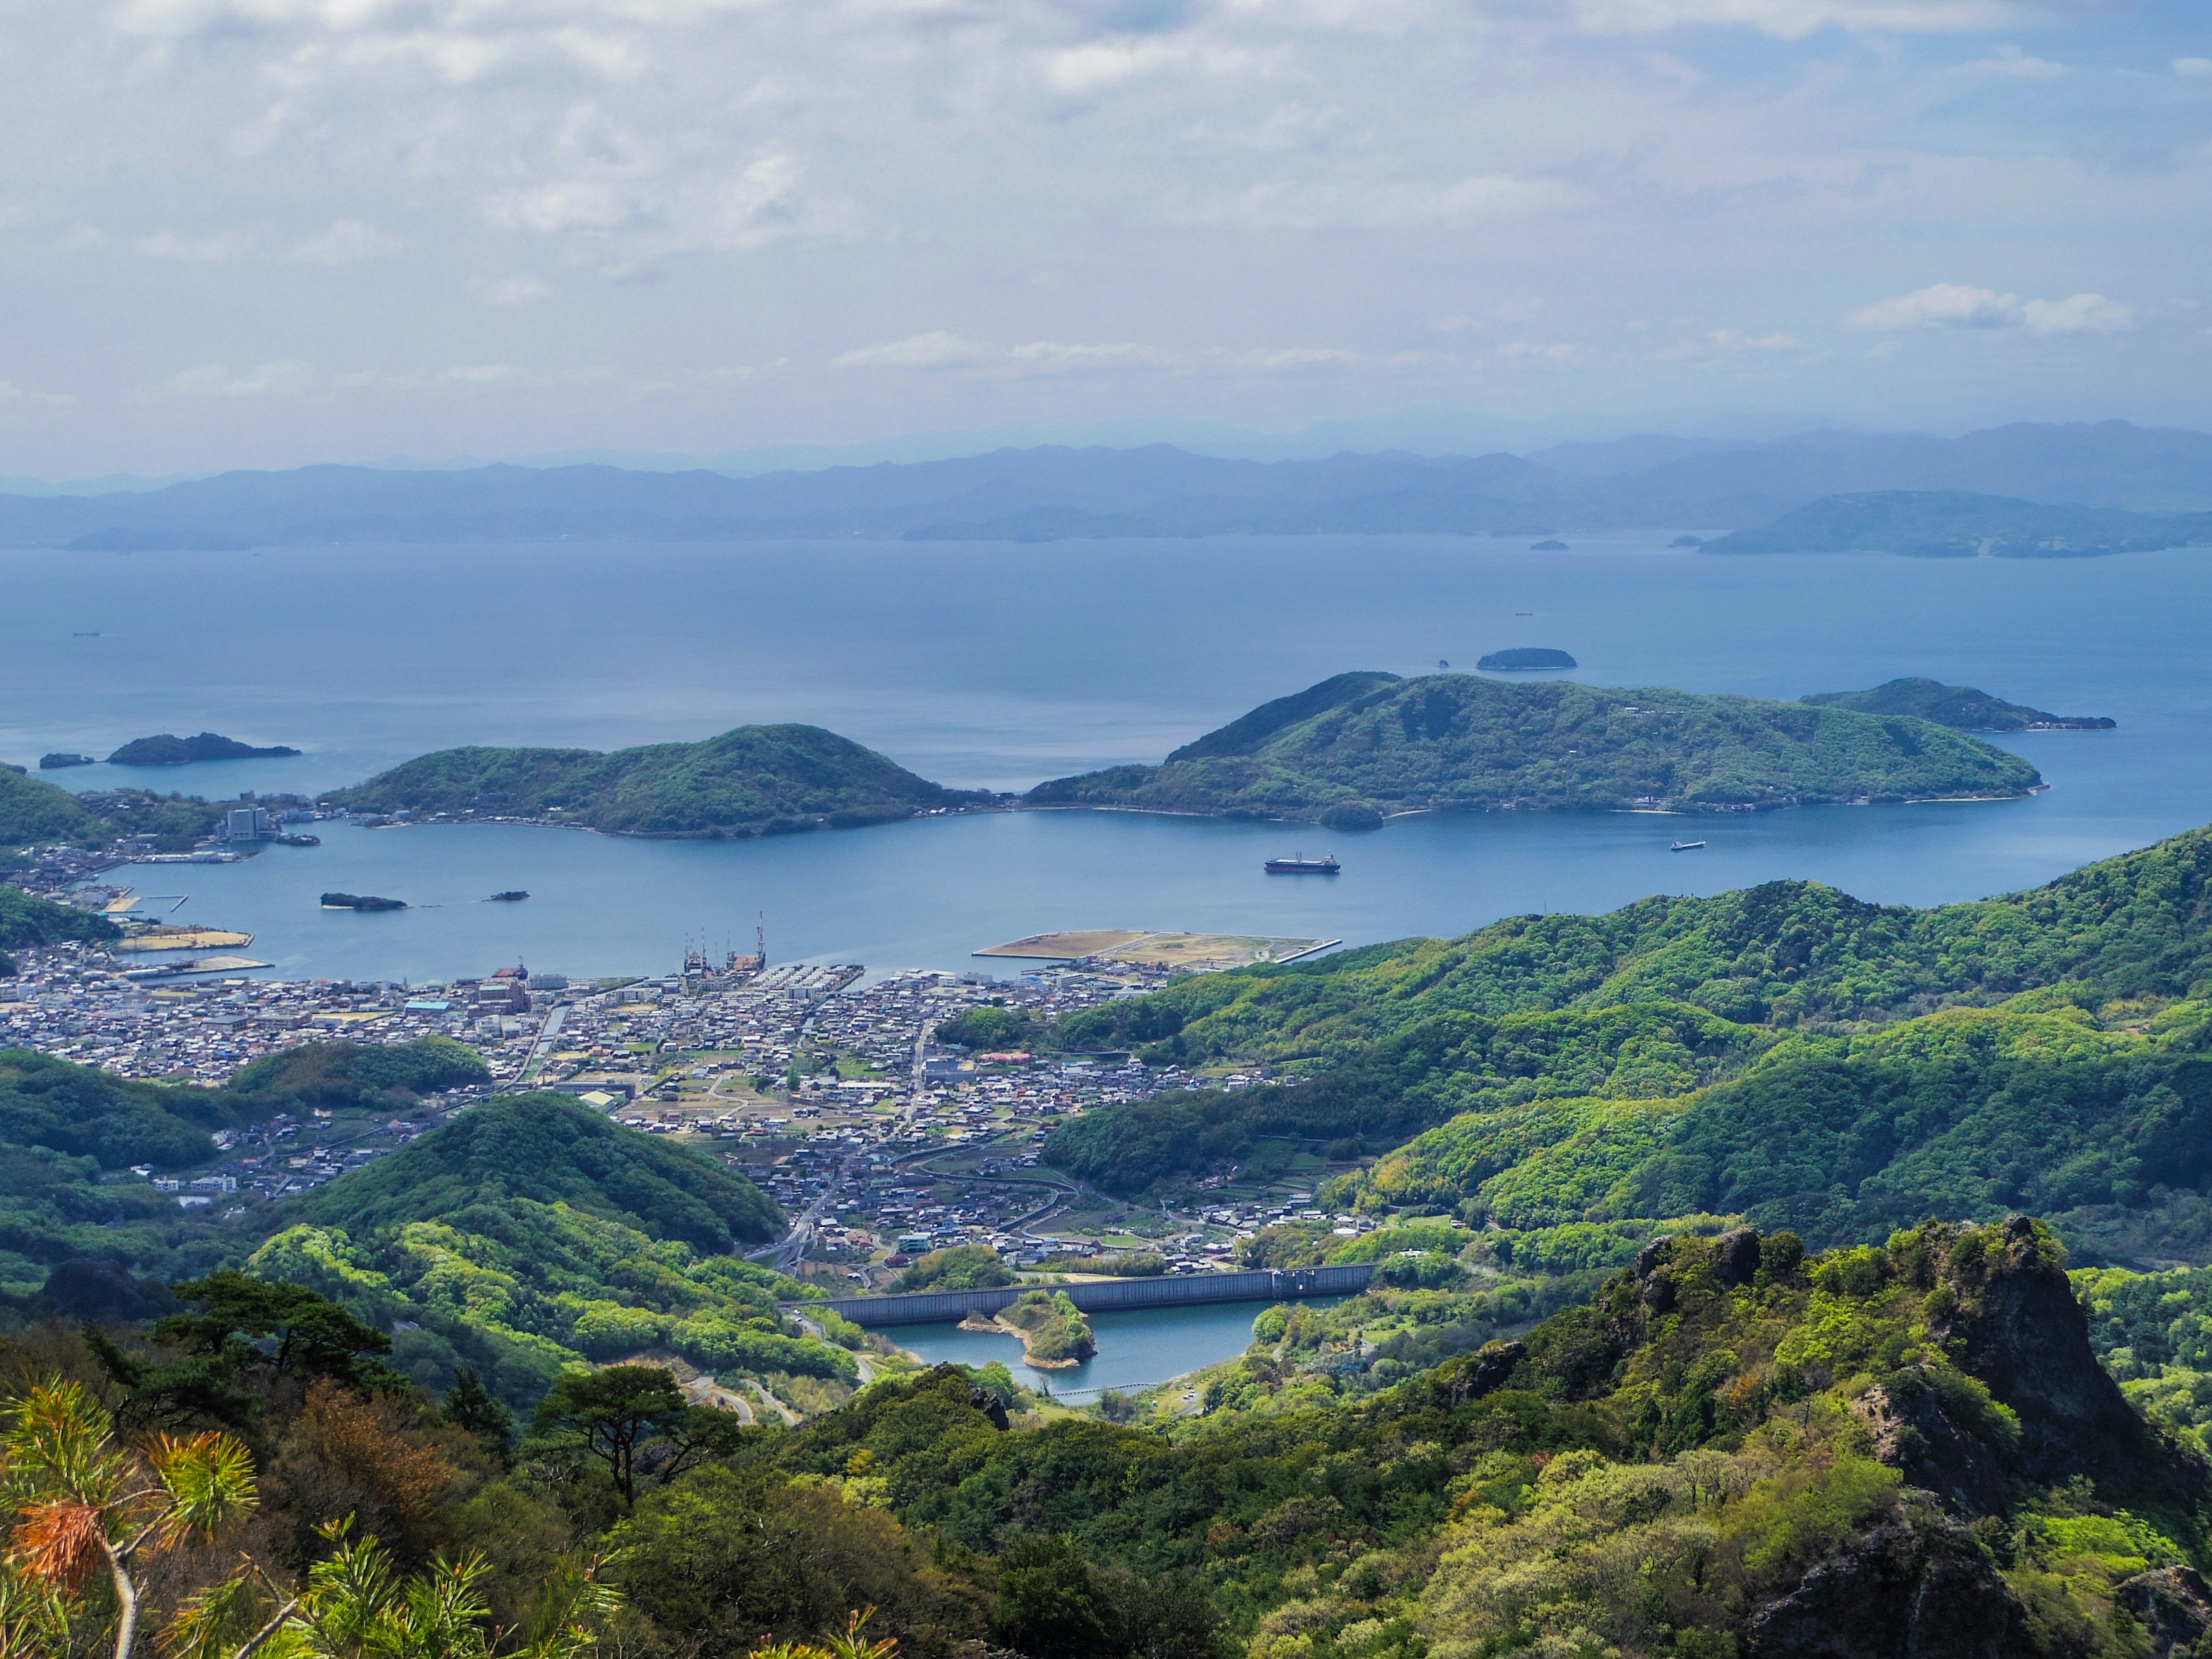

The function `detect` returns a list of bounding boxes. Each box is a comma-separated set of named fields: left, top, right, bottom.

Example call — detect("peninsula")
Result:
left=107, top=732, right=301, bottom=765
left=36, top=753, right=93, bottom=770
left=1804, top=677, right=2115, bottom=732
left=1025, top=670, right=2043, bottom=826
left=324, top=722, right=994, bottom=838
left=961, top=1290, right=1096, bottom=1368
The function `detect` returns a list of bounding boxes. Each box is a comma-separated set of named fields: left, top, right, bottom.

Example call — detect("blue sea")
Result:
left=6, top=531, right=2210, bottom=983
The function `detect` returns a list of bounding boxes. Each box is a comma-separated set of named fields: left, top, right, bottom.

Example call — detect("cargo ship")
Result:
left=1264, top=853, right=1340, bottom=874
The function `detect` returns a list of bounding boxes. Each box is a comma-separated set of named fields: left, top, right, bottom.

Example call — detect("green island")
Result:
left=1025, top=669, right=2041, bottom=827
left=1475, top=646, right=1577, bottom=670
left=106, top=731, right=301, bottom=764
left=962, top=1289, right=1097, bottom=1368
left=324, top=722, right=993, bottom=837
left=36, top=752, right=93, bottom=769
left=1703, top=489, right=2212, bottom=558
left=320, top=891, right=406, bottom=911
left=1805, top=676, right=2116, bottom=731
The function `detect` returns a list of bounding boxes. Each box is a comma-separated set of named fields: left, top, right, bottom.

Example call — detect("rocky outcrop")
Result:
left=1745, top=1518, right=2031, bottom=1659
left=2118, top=1566, right=2212, bottom=1657
left=1847, top=1372, right=2016, bottom=1517
left=1933, top=1215, right=2209, bottom=1513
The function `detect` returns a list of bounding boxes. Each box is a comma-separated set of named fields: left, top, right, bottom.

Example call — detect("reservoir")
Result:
left=890, top=1297, right=1342, bottom=1397
left=9, top=532, right=2212, bottom=981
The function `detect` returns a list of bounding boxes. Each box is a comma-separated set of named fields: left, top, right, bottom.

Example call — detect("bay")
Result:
left=6, top=532, right=2211, bottom=982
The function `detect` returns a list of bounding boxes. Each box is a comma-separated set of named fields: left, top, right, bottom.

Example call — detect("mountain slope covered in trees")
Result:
left=327, top=724, right=990, bottom=836
left=1027, top=672, right=2040, bottom=825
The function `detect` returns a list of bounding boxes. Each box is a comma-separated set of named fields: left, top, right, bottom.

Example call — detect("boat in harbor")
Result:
left=1670, top=840, right=1706, bottom=851
left=1264, top=853, right=1340, bottom=874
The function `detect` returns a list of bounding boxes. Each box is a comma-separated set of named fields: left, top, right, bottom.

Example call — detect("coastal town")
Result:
left=0, top=877, right=1361, bottom=1279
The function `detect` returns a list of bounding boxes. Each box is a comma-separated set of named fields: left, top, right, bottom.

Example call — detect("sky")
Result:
left=0, top=0, right=2207, bottom=476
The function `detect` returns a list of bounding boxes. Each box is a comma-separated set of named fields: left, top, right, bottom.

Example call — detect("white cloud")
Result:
left=1007, top=341, right=1173, bottom=369
left=1847, top=283, right=2133, bottom=335
left=290, top=218, right=402, bottom=264
left=830, top=332, right=993, bottom=370
left=472, top=275, right=555, bottom=305
left=1962, top=47, right=2065, bottom=77
left=1550, top=0, right=2016, bottom=37
left=56, top=225, right=107, bottom=252
left=2019, top=293, right=2134, bottom=335
left=0, top=379, right=74, bottom=407
left=2176, top=58, right=2212, bottom=77
left=1707, top=329, right=1799, bottom=349
left=142, top=359, right=319, bottom=399
left=135, top=228, right=257, bottom=262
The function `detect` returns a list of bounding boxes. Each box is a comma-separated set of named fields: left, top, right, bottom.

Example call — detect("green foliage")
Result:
left=896, top=1244, right=1014, bottom=1293
left=1026, top=671, right=2040, bottom=821
left=999, top=1290, right=1094, bottom=1363
left=286, top=1092, right=782, bottom=1252
left=229, top=1037, right=490, bottom=1111
left=1801, top=676, right=2109, bottom=732
left=933, top=1005, right=1050, bottom=1052
left=327, top=724, right=987, bottom=836
left=0, top=887, right=119, bottom=960
left=526, top=1363, right=737, bottom=1506
left=0, top=772, right=98, bottom=850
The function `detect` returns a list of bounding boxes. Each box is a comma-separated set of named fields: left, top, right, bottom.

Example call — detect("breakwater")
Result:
left=804, top=1262, right=1374, bottom=1328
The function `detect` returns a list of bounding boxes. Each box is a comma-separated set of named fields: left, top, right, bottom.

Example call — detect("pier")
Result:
left=800, top=1262, right=1374, bottom=1328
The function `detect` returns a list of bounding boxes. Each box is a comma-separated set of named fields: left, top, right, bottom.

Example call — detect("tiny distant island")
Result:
left=1668, top=535, right=1705, bottom=548
left=488, top=890, right=529, bottom=902
left=320, top=892, right=406, bottom=912
left=1803, top=677, right=2116, bottom=733
left=37, top=753, right=94, bottom=770
left=1025, top=668, right=2044, bottom=825
left=1529, top=539, right=1569, bottom=551
left=1478, top=647, right=1578, bottom=671
left=107, top=732, right=301, bottom=766
left=960, top=1290, right=1097, bottom=1368
left=323, top=722, right=993, bottom=839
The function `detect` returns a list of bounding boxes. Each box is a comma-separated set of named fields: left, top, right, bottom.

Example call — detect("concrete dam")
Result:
left=804, top=1262, right=1376, bottom=1328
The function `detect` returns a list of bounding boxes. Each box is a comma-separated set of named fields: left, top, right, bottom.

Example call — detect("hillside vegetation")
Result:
left=327, top=723, right=990, bottom=836
left=1027, top=672, right=2040, bottom=826
left=755, top=1219, right=2209, bottom=1659
left=1044, top=825, right=2212, bottom=1262
left=1804, top=676, right=2114, bottom=732
left=0, top=886, right=118, bottom=972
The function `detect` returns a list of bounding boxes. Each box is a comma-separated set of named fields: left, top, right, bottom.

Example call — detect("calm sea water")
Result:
left=6, top=532, right=2211, bottom=982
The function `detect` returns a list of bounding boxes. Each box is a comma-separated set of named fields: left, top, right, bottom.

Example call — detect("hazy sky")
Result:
left=1, top=0, right=2206, bottom=474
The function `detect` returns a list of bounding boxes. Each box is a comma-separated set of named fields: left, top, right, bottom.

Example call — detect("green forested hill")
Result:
left=1044, top=825, right=2212, bottom=1260
left=1026, top=671, right=2040, bottom=825
left=285, top=1091, right=781, bottom=1251
left=1804, top=676, right=2115, bottom=731
left=0, top=770, right=99, bottom=849
left=0, top=886, right=118, bottom=972
left=756, top=1219, right=2205, bottom=1659
left=326, top=724, right=990, bottom=836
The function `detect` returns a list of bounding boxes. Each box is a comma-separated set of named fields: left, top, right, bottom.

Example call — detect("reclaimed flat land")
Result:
left=977, top=930, right=1336, bottom=969
left=113, top=929, right=256, bottom=952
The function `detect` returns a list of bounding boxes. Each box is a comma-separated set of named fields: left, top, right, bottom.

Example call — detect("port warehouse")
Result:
left=804, top=1263, right=1376, bottom=1328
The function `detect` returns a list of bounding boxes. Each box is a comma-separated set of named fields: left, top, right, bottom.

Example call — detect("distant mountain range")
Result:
left=9, top=419, right=2212, bottom=550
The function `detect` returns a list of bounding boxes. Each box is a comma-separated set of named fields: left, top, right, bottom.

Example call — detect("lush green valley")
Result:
left=325, top=724, right=993, bottom=836
left=1026, top=671, right=2041, bottom=827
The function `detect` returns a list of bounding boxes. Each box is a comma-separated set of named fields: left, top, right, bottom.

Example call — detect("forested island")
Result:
left=107, top=731, right=301, bottom=764
left=1804, top=676, right=2115, bottom=731
left=1475, top=646, right=1576, bottom=670
left=1026, top=669, right=2041, bottom=826
left=325, top=722, right=991, bottom=837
